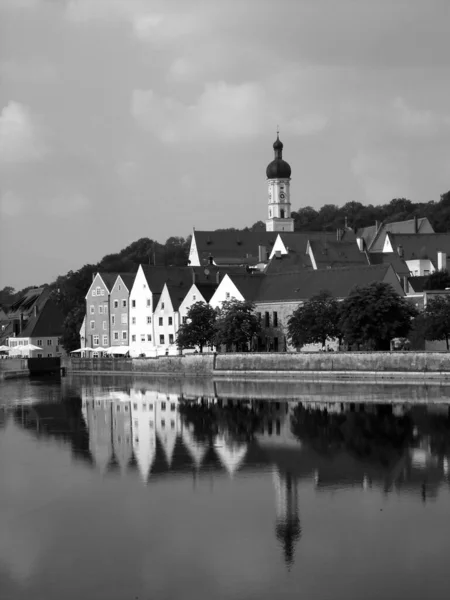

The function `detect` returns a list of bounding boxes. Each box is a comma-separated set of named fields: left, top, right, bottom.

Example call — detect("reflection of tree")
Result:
left=410, top=406, right=450, bottom=459
left=179, top=400, right=274, bottom=444
left=290, top=404, right=414, bottom=466
left=11, top=396, right=93, bottom=466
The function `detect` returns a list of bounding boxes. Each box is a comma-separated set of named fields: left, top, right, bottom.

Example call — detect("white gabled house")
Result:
left=178, top=283, right=217, bottom=323
left=129, top=265, right=156, bottom=357
left=209, top=273, right=263, bottom=310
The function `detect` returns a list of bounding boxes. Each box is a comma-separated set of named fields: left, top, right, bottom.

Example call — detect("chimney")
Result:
left=375, top=220, right=380, bottom=232
left=258, top=245, right=267, bottom=262
left=356, top=237, right=364, bottom=252
left=216, top=271, right=220, bottom=284
left=275, top=250, right=282, bottom=259
left=397, top=245, right=404, bottom=258
left=437, top=251, right=447, bottom=271
left=33, top=304, right=38, bottom=317
left=208, top=255, right=214, bottom=265
left=192, top=270, right=196, bottom=285
left=414, top=215, right=418, bottom=233
left=20, top=312, right=24, bottom=333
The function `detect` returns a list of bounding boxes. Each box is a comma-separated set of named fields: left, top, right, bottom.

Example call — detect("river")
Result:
left=1, top=374, right=449, bottom=600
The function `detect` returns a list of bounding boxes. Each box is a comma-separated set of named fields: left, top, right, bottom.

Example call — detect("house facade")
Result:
left=110, top=274, right=135, bottom=349
left=85, top=273, right=117, bottom=350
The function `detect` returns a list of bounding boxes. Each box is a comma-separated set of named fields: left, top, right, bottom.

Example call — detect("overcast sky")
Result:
left=0, top=0, right=449, bottom=289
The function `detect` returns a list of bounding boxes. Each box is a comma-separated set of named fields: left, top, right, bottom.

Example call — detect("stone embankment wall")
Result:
left=64, top=352, right=450, bottom=381
left=0, top=358, right=29, bottom=380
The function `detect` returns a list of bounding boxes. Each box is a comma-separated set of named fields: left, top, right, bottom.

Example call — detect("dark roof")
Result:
left=117, top=273, right=136, bottom=292
left=6, top=287, right=51, bottom=319
left=226, top=272, right=265, bottom=302
left=141, top=266, right=193, bottom=294
left=193, top=231, right=279, bottom=266
left=407, top=276, right=429, bottom=293
left=387, top=233, right=450, bottom=264
left=308, top=240, right=368, bottom=269
left=358, top=217, right=434, bottom=252
left=255, top=264, right=395, bottom=302
left=18, top=299, right=65, bottom=338
left=266, top=135, right=291, bottom=179
left=367, top=252, right=410, bottom=276
left=195, top=284, right=217, bottom=303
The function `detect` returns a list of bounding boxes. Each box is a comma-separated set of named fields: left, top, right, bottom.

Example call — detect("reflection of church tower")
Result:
left=273, top=468, right=301, bottom=568
left=266, top=133, right=294, bottom=232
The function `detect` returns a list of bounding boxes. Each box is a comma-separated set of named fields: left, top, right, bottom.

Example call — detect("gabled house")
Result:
left=85, top=272, right=119, bottom=350
left=306, top=238, right=368, bottom=269
left=357, top=216, right=434, bottom=253
left=209, top=272, right=265, bottom=310
left=178, top=282, right=218, bottom=324
left=3, top=286, right=52, bottom=342
left=382, top=233, right=450, bottom=276
left=252, top=264, right=405, bottom=352
left=8, top=299, right=66, bottom=357
left=110, top=273, right=136, bottom=349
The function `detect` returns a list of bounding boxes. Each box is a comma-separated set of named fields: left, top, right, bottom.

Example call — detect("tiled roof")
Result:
left=309, top=239, right=368, bottom=268
left=193, top=231, right=279, bottom=265
left=17, top=299, right=65, bottom=338
left=407, top=276, right=429, bottom=293
left=255, top=264, right=394, bottom=302
left=387, top=233, right=450, bottom=264
left=141, top=265, right=249, bottom=294
left=367, top=252, right=410, bottom=276
left=359, top=217, right=434, bottom=252
left=226, top=272, right=265, bottom=302
left=195, top=284, right=217, bottom=303
left=265, top=252, right=313, bottom=273
left=118, top=273, right=137, bottom=292
left=6, top=287, right=51, bottom=319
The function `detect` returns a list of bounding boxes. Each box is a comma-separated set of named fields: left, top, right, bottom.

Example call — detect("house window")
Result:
left=193, top=294, right=196, bottom=301
left=183, top=317, right=187, bottom=324
left=159, top=317, right=163, bottom=326
left=170, top=403, right=176, bottom=411
left=161, top=302, right=165, bottom=309
left=47, top=353, right=53, bottom=357
left=265, top=312, right=270, bottom=327
left=103, top=305, right=108, bottom=314
left=100, top=289, right=104, bottom=296
left=273, top=312, right=278, bottom=327
left=132, top=300, right=136, bottom=308
left=169, top=334, right=174, bottom=344
left=122, top=331, right=127, bottom=340
left=114, top=331, right=119, bottom=340
left=141, top=334, right=145, bottom=342
left=103, top=321, right=107, bottom=330
left=161, top=419, right=165, bottom=428
left=159, top=334, right=165, bottom=344
left=99, top=305, right=103, bottom=314
left=118, top=284, right=121, bottom=291
left=56, top=346, right=59, bottom=353
left=147, top=316, right=151, bottom=324
left=90, top=305, right=95, bottom=314
left=146, top=299, right=151, bottom=307
left=121, top=314, right=127, bottom=324
left=161, top=402, right=166, bottom=411
left=90, top=320, right=95, bottom=330
left=122, top=300, right=127, bottom=308
left=47, top=339, right=52, bottom=346
left=147, top=334, right=152, bottom=341
left=92, top=289, right=96, bottom=297
left=168, top=317, right=173, bottom=326
left=37, top=339, right=42, bottom=346
left=103, top=335, right=108, bottom=345
left=96, top=287, right=101, bottom=296
left=132, top=317, right=136, bottom=325
left=171, top=420, right=175, bottom=429
left=93, top=335, right=99, bottom=345
left=37, top=353, right=43, bottom=358
left=114, top=300, right=119, bottom=308
left=226, top=292, right=230, bottom=300
left=132, top=335, right=136, bottom=342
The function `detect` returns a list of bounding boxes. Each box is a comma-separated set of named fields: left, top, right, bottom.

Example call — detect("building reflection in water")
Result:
left=6, top=385, right=450, bottom=569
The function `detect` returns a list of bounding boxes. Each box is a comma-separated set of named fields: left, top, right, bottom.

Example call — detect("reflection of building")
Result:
left=111, top=396, right=133, bottom=473
left=273, top=469, right=301, bottom=568
left=82, top=398, right=113, bottom=474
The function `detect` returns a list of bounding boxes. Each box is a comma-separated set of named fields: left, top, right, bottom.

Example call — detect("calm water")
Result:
left=1, top=375, right=450, bottom=600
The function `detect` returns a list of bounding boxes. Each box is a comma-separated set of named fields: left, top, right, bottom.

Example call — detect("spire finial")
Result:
left=276, top=124, right=280, bottom=138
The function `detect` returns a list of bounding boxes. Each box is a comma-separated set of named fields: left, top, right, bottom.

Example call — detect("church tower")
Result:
left=273, top=468, right=301, bottom=569
left=266, top=133, right=294, bottom=232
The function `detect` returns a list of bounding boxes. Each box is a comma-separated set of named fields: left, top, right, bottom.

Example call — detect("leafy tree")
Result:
left=423, top=270, right=450, bottom=291
left=287, top=291, right=341, bottom=349
left=176, top=302, right=217, bottom=353
left=339, top=282, right=417, bottom=350
left=60, top=305, right=86, bottom=352
left=214, top=299, right=261, bottom=352
left=418, top=295, right=450, bottom=350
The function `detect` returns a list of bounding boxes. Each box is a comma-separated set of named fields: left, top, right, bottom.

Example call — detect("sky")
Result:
left=0, top=0, right=449, bottom=290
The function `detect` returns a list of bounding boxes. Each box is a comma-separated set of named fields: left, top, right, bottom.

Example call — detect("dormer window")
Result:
left=96, top=287, right=101, bottom=295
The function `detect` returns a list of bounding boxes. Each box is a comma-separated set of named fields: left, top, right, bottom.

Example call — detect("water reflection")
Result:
left=2, top=379, right=449, bottom=573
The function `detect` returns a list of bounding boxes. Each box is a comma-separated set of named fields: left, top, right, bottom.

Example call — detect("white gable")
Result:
left=382, top=235, right=394, bottom=253
left=85, top=273, right=110, bottom=300
left=129, top=266, right=155, bottom=357
left=209, top=274, right=245, bottom=309
left=188, top=231, right=200, bottom=266
left=179, top=283, right=207, bottom=320
left=268, top=234, right=288, bottom=259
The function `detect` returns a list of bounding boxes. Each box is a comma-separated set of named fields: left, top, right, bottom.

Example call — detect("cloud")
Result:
left=0, top=191, right=24, bottom=217
left=0, top=102, right=46, bottom=165
left=132, top=82, right=326, bottom=144
left=40, top=192, right=91, bottom=217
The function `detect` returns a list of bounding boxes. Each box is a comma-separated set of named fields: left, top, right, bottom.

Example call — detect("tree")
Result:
left=60, top=305, right=86, bottom=353
left=176, top=302, right=217, bottom=353
left=419, top=295, right=450, bottom=350
left=214, top=300, right=261, bottom=352
left=423, top=270, right=450, bottom=291
left=287, top=291, right=341, bottom=349
left=339, top=282, right=417, bottom=350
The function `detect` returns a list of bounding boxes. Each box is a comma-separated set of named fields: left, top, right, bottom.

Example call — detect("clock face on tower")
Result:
left=280, top=192, right=286, bottom=200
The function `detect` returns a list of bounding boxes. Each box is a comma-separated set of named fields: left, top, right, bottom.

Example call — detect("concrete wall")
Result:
left=65, top=354, right=215, bottom=377
left=0, top=358, right=28, bottom=379
left=214, top=352, right=450, bottom=373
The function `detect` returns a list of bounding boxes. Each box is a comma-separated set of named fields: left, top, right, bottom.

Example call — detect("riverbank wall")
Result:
left=63, top=352, right=450, bottom=383
left=0, top=358, right=29, bottom=380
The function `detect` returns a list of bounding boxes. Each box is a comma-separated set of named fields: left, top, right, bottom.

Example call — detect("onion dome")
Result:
left=266, top=134, right=291, bottom=179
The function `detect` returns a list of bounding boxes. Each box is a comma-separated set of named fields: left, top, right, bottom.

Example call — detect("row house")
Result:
left=110, top=274, right=136, bottom=349
left=85, top=273, right=118, bottom=350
